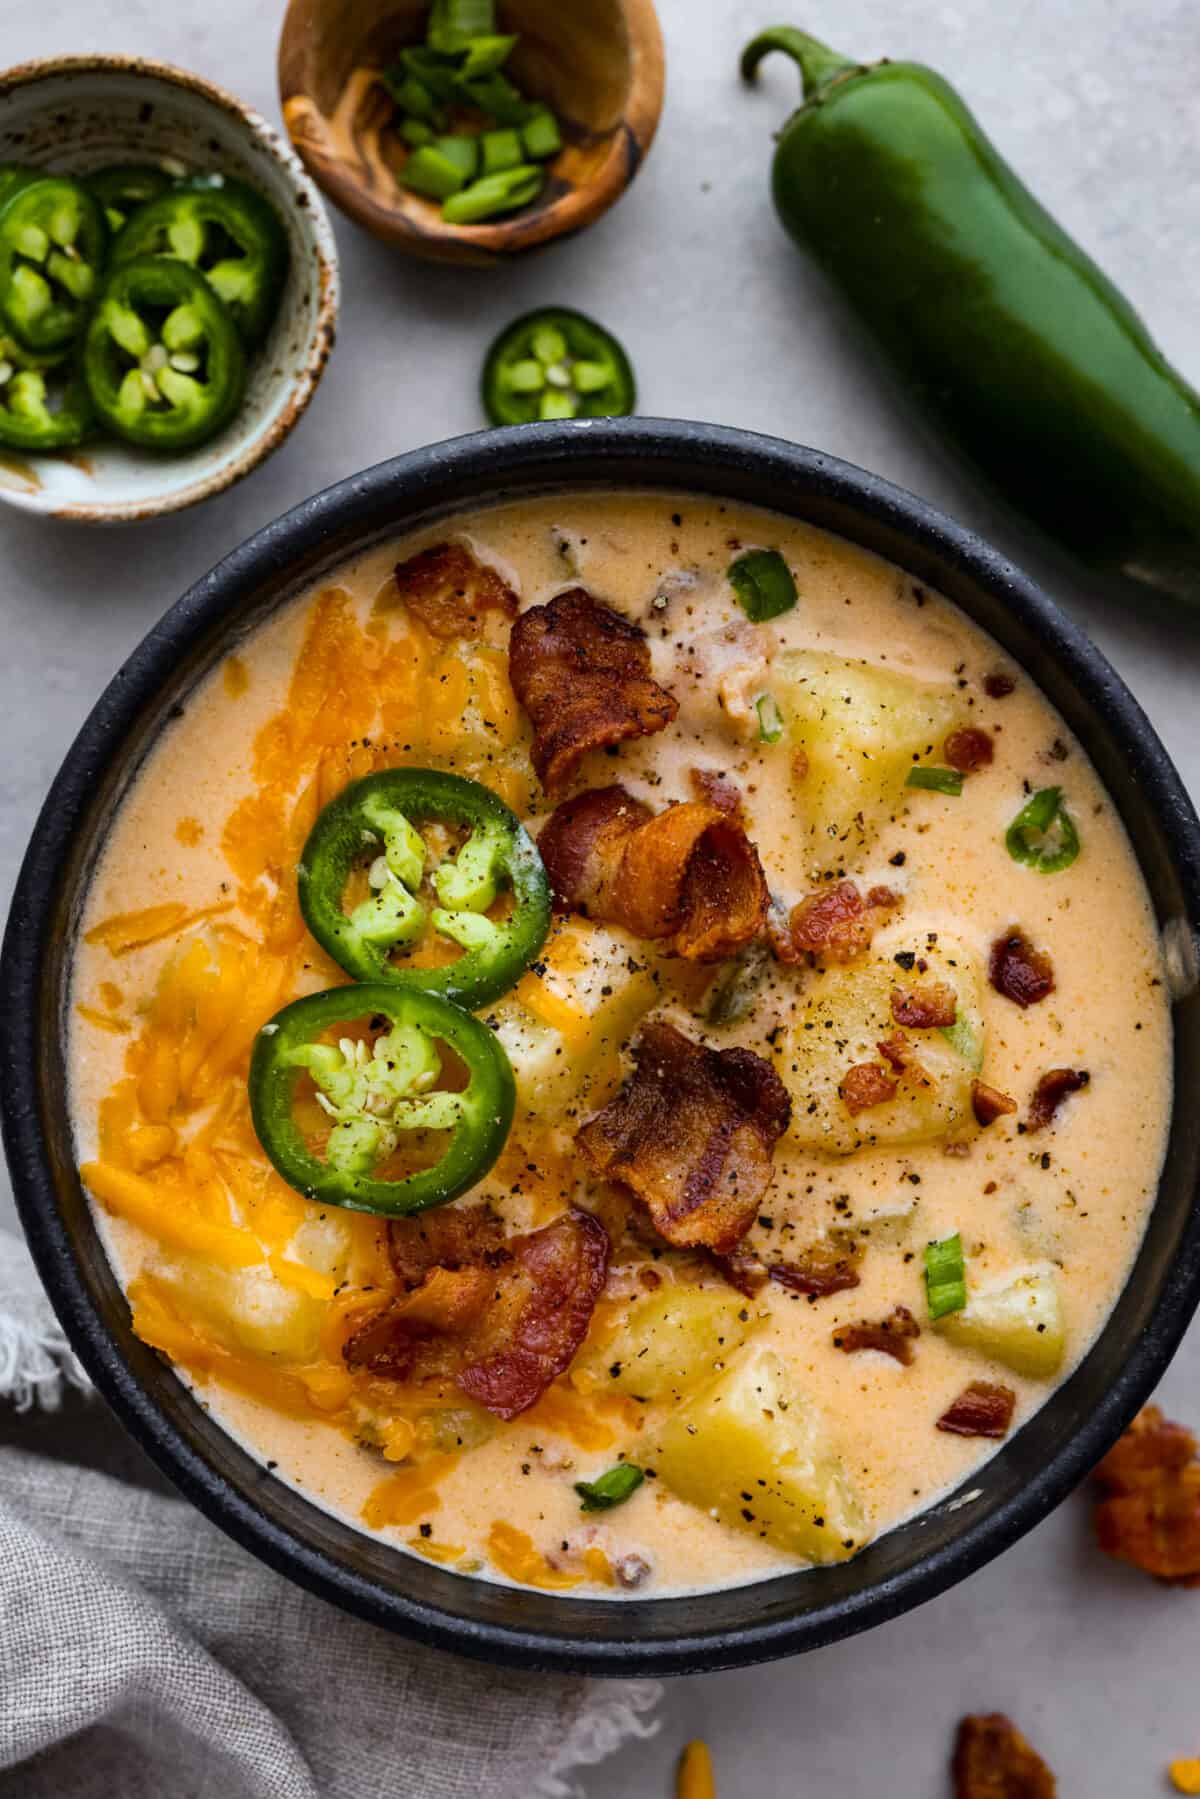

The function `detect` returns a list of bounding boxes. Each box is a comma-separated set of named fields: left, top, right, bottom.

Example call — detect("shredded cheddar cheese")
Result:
left=363, top=1455, right=459, bottom=1529
left=487, top=1522, right=582, bottom=1591
left=1171, top=1760, right=1200, bottom=1795
left=677, top=1741, right=716, bottom=1799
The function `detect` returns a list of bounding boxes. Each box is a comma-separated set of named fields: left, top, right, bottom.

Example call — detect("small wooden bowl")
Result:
left=278, top=0, right=664, bottom=265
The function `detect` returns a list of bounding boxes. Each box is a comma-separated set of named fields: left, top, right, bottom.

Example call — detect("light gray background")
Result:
left=2, top=0, right=1199, bottom=1792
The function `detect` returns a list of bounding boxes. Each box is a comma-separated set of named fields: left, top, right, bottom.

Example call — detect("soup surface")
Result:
left=70, top=493, right=1171, bottom=1598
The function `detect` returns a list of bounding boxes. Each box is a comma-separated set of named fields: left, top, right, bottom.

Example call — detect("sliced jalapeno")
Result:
left=1004, top=786, right=1080, bottom=873
left=86, top=163, right=172, bottom=235
left=112, top=176, right=288, bottom=345
left=0, top=164, right=34, bottom=210
left=0, top=332, right=93, bottom=450
left=249, top=984, right=515, bottom=1216
left=482, top=306, right=636, bottom=426
left=0, top=177, right=108, bottom=354
left=299, top=769, right=552, bottom=1009
left=83, top=257, right=245, bottom=450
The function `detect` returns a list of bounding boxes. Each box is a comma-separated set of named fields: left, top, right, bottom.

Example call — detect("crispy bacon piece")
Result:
left=952, top=1713, right=1057, bottom=1798
left=508, top=588, right=678, bottom=792
left=713, top=1249, right=770, bottom=1296
left=833, top=1304, right=920, bottom=1365
left=345, top=1210, right=610, bottom=1420
left=689, top=766, right=745, bottom=820
left=983, top=671, right=1017, bottom=699
left=989, top=927, right=1055, bottom=1008
left=772, top=879, right=899, bottom=965
left=769, top=1239, right=862, bottom=1298
left=839, top=1061, right=899, bottom=1115
left=392, top=542, right=518, bottom=639
left=1026, top=1067, right=1089, bottom=1132
left=972, top=1080, right=1018, bottom=1127
left=538, top=783, right=768, bottom=961
left=944, top=727, right=995, bottom=772
left=577, top=1021, right=791, bottom=1255
left=387, top=1203, right=509, bottom=1289
left=1093, top=1405, right=1200, bottom=1584
left=937, top=1381, right=1017, bottom=1439
left=891, top=981, right=957, bottom=1028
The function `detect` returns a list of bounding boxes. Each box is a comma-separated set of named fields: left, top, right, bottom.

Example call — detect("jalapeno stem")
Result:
left=740, top=26, right=858, bottom=97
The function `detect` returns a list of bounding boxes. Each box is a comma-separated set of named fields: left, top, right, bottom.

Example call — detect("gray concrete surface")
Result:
left=2, top=0, right=1199, bottom=1790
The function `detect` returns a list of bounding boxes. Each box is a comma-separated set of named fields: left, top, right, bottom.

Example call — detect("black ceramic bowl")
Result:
left=4, top=420, right=1200, bottom=1675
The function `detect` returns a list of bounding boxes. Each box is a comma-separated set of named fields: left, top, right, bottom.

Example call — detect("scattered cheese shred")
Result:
left=84, top=901, right=231, bottom=957
left=677, top=1741, right=717, bottom=1799
left=82, top=1162, right=263, bottom=1269
left=1171, top=1760, right=1200, bottom=1795
left=407, top=1537, right=466, bottom=1564
left=487, top=1522, right=582, bottom=1591
left=363, top=1455, right=459, bottom=1529
left=76, top=1004, right=130, bottom=1035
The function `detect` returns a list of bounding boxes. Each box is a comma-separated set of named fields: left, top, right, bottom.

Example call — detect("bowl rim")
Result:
left=275, top=0, right=665, bottom=263
left=4, top=417, right=1200, bottom=1673
left=0, top=52, right=340, bottom=523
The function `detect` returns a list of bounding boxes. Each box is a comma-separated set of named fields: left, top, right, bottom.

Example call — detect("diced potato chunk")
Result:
left=286, top=1211, right=352, bottom=1280
left=774, top=649, right=962, bottom=873
left=938, top=1269, right=1066, bottom=1379
left=783, top=933, right=984, bottom=1154
left=654, top=1345, right=867, bottom=1563
left=148, top=1255, right=323, bottom=1362
left=574, top=1286, right=759, bottom=1404
left=490, top=922, right=656, bottom=1121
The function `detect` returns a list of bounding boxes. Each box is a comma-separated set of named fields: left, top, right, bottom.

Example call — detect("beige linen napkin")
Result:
left=0, top=1230, right=660, bottom=1799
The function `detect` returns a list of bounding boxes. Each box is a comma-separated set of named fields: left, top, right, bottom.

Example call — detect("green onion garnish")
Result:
left=574, top=1463, right=645, bottom=1513
left=756, top=692, right=784, bottom=743
left=940, top=1011, right=983, bottom=1071
left=925, top=1233, right=967, bottom=1320
left=727, top=548, right=798, bottom=622
left=906, top=766, right=964, bottom=796
left=1005, top=785, right=1080, bottom=873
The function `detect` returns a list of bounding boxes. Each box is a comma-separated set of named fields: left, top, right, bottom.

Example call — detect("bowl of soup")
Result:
left=3, top=419, right=1200, bottom=1672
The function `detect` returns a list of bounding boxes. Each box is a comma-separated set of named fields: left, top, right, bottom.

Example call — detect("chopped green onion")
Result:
left=384, top=71, right=441, bottom=121
left=434, top=134, right=480, bottom=181
left=458, top=71, right=530, bottom=124
left=940, top=1011, right=984, bottom=1071
left=399, top=48, right=464, bottom=104
left=401, top=146, right=468, bottom=200
left=727, top=547, right=798, bottom=622
left=480, top=128, right=524, bottom=174
left=460, top=35, right=518, bottom=78
left=574, top=1463, right=645, bottom=1513
left=906, top=766, right=964, bottom=796
left=756, top=692, right=784, bottom=743
left=1005, top=785, right=1080, bottom=873
left=427, top=0, right=497, bottom=51
left=522, top=107, right=563, bottom=160
left=441, top=164, right=542, bottom=224
left=925, top=1233, right=967, bottom=1321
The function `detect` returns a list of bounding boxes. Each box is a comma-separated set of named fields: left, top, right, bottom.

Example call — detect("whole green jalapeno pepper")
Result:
left=249, top=983, right=515, bottom=1216
left=742, top=27, right=1200, bottom=607
left=0, top=176, right=108, bottom=354
left=299, top=768, right=552, bottom=1010
left=112, top=175, right=288, bottom=346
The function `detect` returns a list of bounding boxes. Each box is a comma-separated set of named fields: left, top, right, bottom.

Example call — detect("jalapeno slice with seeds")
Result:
left=86, top=163, right=172, bottom=235
left=83, top=257, right=245, bottom=450
left=0, top=334, right=93, bottom=450
left=0, top=177, right=108, bottom=354
left=299, top=769, right=552, bottom=1009
left=482, top=306, right=636, bottom=426
left=249, top=984, right=515, bottom=1216
left=112, top=176, right=288, bottom=345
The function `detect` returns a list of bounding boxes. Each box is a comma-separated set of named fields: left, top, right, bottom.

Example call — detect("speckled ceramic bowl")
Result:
left=0, top=56, right=339, bottom=523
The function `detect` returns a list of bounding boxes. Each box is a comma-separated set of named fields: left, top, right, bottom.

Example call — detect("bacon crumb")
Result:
left=891, top=981, right=957, bottom=1028
left=839, top=1060, right=899, bottom=1115
left=772, top=879, right=899, bottom=965
left=508, top=588, right=678, bottom=792
left=1026, top=1068, right=1089, bottom=1132
left=972, top=1081, right=1018, bottom=1127
left=833, top=1304, right=920, bottom=1365
left=983, top=671, right=1017, bottom=699
left=393, top=542, right=518, bottom=638
left=689, top=766, right=745, bottom=820
left=952, top=1712, right=1057, bottom=1797
left=944, top=727, right=995, bottom=772
left=938, top=1382, right=1017, bottom=1439
left=1094, top=1406, right=1200, bottom=1584
left=989, top=927, right=1055, bottom=1008
left=769, top=1239, right=862, bottom=1298
left=614, top=1553, right=651, bottom=1590
left=714, top=1249, right=770, bottom=1296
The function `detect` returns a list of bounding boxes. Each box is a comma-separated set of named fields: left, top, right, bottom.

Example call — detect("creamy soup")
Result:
left=70, top=494, right=1171, bottom=1598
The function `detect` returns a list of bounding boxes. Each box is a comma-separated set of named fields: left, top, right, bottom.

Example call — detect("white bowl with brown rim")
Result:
left=0, top=56, right=339, bottom=523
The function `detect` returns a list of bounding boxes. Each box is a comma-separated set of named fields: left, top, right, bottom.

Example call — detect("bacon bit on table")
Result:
left=988, top=926, right=1055, bottom=1008
left=392, top=542, right=518, bottom=638
left=577, top=1021, right=791, bottom=1255
left=538, top=782, right=767, bottom=962
left=983, top=671, right=1017, bottom=699
left=769, top=1238, right=863, bottom=1298
left=839, top=1060, right=899, bottom=1115
left=508, top=587, right=678, bottom=792
left=1093, top=1405, right=1200, bottom=1584
left=833, top=1304, right=921, bottom=1365
left=1026, top=1067, right=1089, bottom=1132
left=952, top=1713, right=1057, bottom=1797
left=689, top=766, right=745, bottom=819
left=972, top=1080, right=1018, bottom=1127
left=937, top=1382, right=1017, bottom=1439
left=772, top=878, right=899, bottom=965
left=944, top=726, right=995, bottom=772
left=891, top=981, right=958, bottom=1028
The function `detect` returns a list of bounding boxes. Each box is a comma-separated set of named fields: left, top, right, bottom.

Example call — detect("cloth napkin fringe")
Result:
left=537, top=1678, right=661, bottom=1797
left=0, top=1230, right=91, bottom=1412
